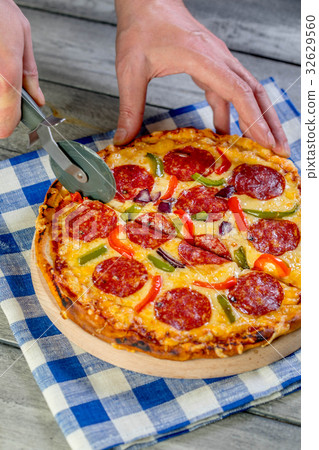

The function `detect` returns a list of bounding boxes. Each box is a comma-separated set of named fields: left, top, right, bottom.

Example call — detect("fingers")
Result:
left=0, top=59, right=23, bottom=138
left=185, top=54, right=279, bottom=152
left=226, top=73, right=277, bottom=150
left=114, top=56, right=148, bottom=145
left=205, top=90, right=230, bottom=135
left=229, top=60, right=290, bottom=157
left=22, top=19, right=45, bottom=106
left=0, top=14, right=43, bottom=139
left=191, top=74, right=230, bottom=135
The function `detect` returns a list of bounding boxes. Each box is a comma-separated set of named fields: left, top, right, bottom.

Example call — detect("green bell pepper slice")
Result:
left=147, top=254, right=175, bottom=272
left=146, top=153, right=164, bottom=177
left=233, top=246, right=249, bottom=269
left=172, top=217, right=184, bottom=239
left=191, top=172, right=225, bottom=186
left=243, top=203, right=299, bottom=219
left=121, top=204, right=143, bottom=222
left=79, top=244, right=107, bottom=265
left=191, top=211, right=208, bottom=221
left=217, top=295, right=236, bottom=323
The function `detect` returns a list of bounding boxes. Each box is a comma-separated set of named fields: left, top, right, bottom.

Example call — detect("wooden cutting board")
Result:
left=30, top=243, right=300, bottom=379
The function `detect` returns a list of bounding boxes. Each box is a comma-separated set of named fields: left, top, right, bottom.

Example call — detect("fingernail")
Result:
left=267, top=131, right=276, bottom=149
left=113, top=128, right=127, bottom=145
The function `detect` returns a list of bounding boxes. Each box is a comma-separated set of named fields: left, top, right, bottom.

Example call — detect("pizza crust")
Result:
left=35, top=128, right=301, bottom=361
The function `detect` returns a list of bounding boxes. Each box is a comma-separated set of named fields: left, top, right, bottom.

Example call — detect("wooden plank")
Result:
left=0, top=308, right=19, bottom=347
left=0, top=344, right=69, bottom=450
left=0, top=342, right=300, bottom=450
left=17, top=0, right=300, bottom=63
left=184, top=0, right=300, bottom=64
left=152, top=411, right=300, bottom=450
left=18, top=8, right=301, bottom=109
left=247, top=391, right=301, bottom=426
left=0, top=144, right=25, bottom=161
left=0, top=80, right=166, bottom=157
left=17, top=0, right=117, bottom=23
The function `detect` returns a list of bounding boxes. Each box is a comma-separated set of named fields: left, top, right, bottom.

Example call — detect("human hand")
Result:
left=114, top=0, right=290, bottom=157
left=0, top=0, right=44, bottom=138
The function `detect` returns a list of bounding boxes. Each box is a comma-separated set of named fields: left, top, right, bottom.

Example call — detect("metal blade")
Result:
left=27, top=116, right=65, bottom=147
left=44, top=115, right=65, bottom=127
left=49, top=140, right=116, bottom=203
left=28, top=129, right=40, bottom=147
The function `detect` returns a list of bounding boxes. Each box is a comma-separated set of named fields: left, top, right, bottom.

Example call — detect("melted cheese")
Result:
left=52, top=129, right=301, bottom=351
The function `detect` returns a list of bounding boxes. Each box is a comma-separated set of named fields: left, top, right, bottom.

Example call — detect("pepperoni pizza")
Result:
left=35, top=128, right=301, bottom=360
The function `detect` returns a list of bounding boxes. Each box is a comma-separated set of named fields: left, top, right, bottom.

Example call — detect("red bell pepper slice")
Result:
left=253, top=254, right=291, bottom=278
left=228, top=196, right=248, bottom=231
left=134, top=275, right=162, bottom=313
left=157, top=175, right=179, bottom=203
left=193, top=277, right=237, bottom=290
left=70, top=192, right=83, bottom=203
left=108, top=225, right=135, bottom=259
left=174, top=209, right=195, bottom=241
left=215, top=147, right=232, bottom=175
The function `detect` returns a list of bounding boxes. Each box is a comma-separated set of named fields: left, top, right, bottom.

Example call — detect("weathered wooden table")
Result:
left=0, top=1, right=301, bottom=448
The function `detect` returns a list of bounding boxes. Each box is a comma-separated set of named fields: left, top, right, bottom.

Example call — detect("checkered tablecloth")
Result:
left=0, top=78, right=301, bottom=450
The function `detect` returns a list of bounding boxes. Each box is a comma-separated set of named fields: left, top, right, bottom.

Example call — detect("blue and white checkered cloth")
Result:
left=0, top=78, right=300, bottom=450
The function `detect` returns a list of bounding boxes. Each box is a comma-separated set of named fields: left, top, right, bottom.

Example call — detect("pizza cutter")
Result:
left=20, top=88, right=116, bottom=203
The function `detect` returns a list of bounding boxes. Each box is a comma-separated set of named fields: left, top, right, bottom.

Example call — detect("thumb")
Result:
left=0, top=64, right=22, bottom=139
left=22, top=21, right=45, bottom=106
left=114, top=62, right=148, bottom=145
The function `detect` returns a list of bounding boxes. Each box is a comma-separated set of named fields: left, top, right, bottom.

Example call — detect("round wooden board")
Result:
left=31, top=243, right=300, bottom=379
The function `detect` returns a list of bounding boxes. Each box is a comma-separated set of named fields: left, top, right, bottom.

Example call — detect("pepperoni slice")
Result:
left=92, top=257, right=148, bottom=297
left=135, top=213, right=176, bottom=237
left=66, top=200, right=117, bottom=242
left=126, top=213, right=176, bottom=249
left=175, top=185, right=228, bottom=214
left=229, top=164, right=285, bottom=200
left=163, top=146, right=214, bottom=181
left=228, top=271, right=284, bottom=316
left=248, top=219, right=300, bottom=256
left=178, top=240, right=229, bottom=265
left=113, top=165, right=154, bottom=202
left=154, top=288, right=211, bottom=330
left=194, top=234, right=231, bottom=260
left=127, top=222, right=172, bottom=249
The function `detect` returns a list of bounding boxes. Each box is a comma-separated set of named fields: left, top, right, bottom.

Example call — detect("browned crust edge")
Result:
left=34, top=180, right=76, bottom=316
left=34, top=128, right=301, bottom=361
left=54, top=295, right=301, bottom=361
